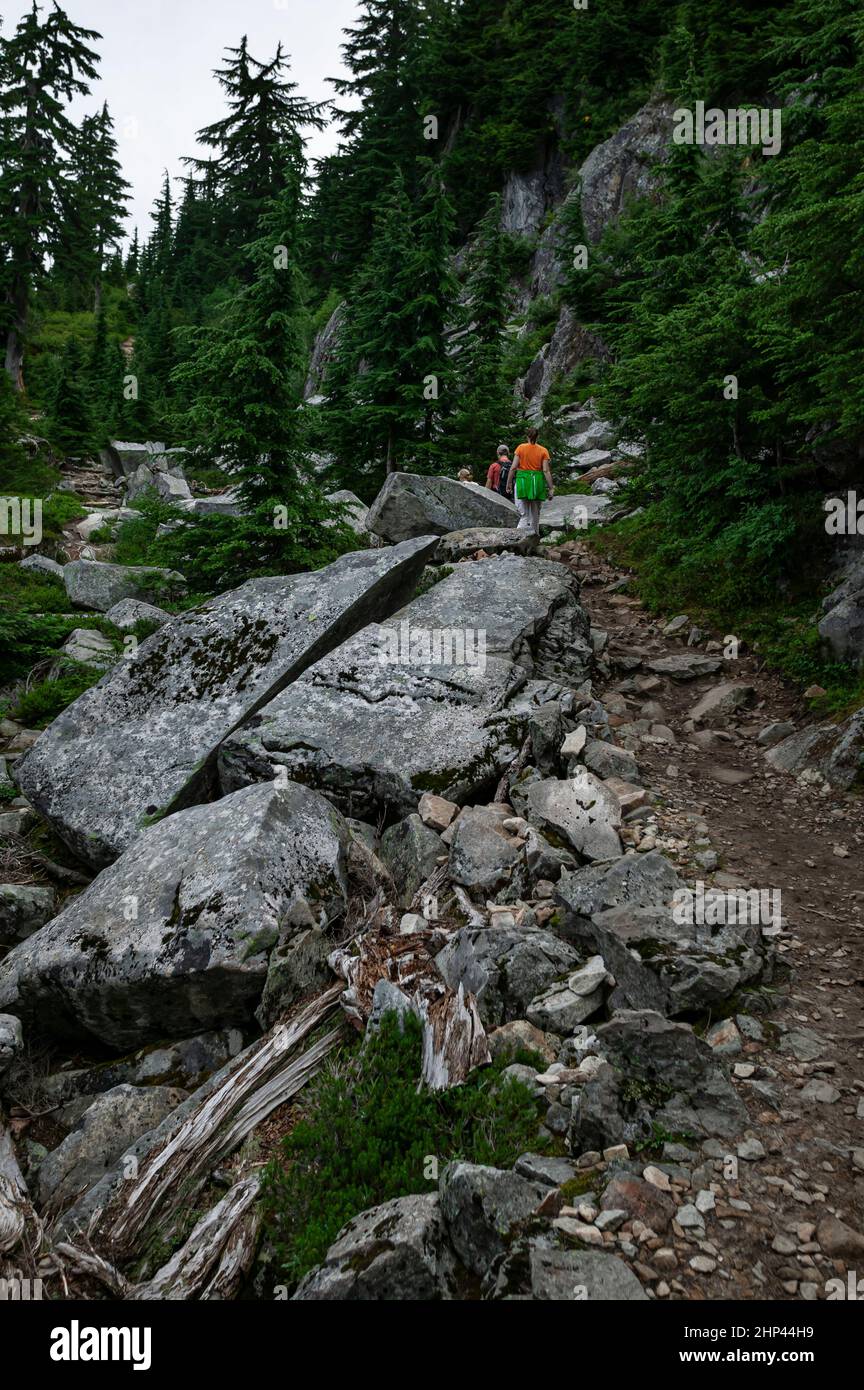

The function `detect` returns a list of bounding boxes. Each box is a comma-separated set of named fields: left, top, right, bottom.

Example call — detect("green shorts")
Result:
left=514, top=469, right=548, bottom=501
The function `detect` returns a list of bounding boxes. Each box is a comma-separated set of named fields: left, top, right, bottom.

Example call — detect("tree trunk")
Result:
left=4, top=322, right=25, bottom=393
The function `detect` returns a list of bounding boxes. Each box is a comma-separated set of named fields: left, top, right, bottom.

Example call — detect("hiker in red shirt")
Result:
left=486, top=444, right=511, bottom=493
left=507, top=427, right=554, bottom=534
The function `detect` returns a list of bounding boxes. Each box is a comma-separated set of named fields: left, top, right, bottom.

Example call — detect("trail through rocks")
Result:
left=552, top=537, right=864, bottom=1299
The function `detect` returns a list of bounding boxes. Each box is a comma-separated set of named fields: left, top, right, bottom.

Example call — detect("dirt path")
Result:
left=554, top=537, right=864, bottom=1300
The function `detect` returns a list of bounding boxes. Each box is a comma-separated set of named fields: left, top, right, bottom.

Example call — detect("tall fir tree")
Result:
left=185, top=37, right=326, bottom=275
left=0, top=1, right=100, bottom=386
left=45, top=337, right=93, bottom=456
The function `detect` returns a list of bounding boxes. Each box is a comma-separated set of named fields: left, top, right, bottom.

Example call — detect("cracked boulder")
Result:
left=14, top=537, right=437, bottom=867
left=512, top=770, right=621, bottom=863
left=219, top=556, right=593, bottom=821
left=0, top=780, right=350, bottom=1049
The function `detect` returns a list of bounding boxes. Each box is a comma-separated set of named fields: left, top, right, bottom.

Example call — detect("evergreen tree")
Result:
left=186, top=37, right=326, bottom=271
left=52, top=102, right=129, bottom=310
left=86, top=300, right=123, bottom=441
left=0, top=365, right=30, bottom=490
left=45, top=337, right=93, bottom=456
left=328, top=0, right=427, bottom=269
left=0, top=1, right=100, bottom=387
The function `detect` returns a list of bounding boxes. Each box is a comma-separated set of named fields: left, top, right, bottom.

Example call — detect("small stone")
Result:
left=705, top=1018, right=742, bottom=1056
left=816, top=1214, right=864, bottom=1260
left=737, top=1138, right=766, bottom=1161
left=689, top=1256, right=716, bottom=1273
left=801, top=1080, right=841, bottom=1104
left=772, top=1234, right=796, bottom=1255
left=603, top=1144, right=629, bottom=1163
left=695, top=1190, right=716, bottom=1215
left=676, top=1204, right=705, bottom=1231
left=417, top=792, right=458, bottom=832
left=399, top=912, right=427, bottom=935
left=594, top=1208, right=627, bottom=1233
left=643, top=1165, right=672, bottom=1192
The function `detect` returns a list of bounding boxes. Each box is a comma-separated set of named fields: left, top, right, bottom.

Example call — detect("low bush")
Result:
left=260, top=1012, right=544, bottom=1290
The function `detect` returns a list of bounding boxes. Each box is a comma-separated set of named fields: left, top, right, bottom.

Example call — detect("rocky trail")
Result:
left=547, top=537, right=864, bottom=1299
left=1, top=466, right=863, bottom=1303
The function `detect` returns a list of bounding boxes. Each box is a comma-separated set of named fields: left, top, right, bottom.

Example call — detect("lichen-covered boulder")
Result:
left=218, top=555, right=593, bottom=821
left=0, top=780, right=351, bottom=1048
left=35, top=1083, right=186, bottom=1207
left=293, top=1194, right=457, bottom=1300
left=15, top=537, right=437, bottom=867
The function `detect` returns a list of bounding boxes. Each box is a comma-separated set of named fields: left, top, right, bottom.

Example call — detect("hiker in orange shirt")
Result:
left=507, top=427, right=554, bottom=534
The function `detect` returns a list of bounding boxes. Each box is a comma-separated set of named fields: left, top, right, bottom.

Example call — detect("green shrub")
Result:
left=10, top=661, right=102, bottom=726
left=260, top=1012, right=544, bottom=1290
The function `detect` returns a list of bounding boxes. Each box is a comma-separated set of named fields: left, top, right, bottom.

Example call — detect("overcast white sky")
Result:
left=3, top=0, right=358, bottom=242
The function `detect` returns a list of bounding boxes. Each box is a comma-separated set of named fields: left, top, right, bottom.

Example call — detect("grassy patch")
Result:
left=260, top=1012, right=544, bottom=1291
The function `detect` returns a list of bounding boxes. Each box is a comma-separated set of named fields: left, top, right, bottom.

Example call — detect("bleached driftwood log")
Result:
left=0, top=1111, right=30, bottom=1255
left=416, top=985, right=491, bottom=1090
left=330, top=930, right=489, bottom=1088
left=102, top=986, right=345, bottom=1257
left=132, top=1173, right=261, bottom=1301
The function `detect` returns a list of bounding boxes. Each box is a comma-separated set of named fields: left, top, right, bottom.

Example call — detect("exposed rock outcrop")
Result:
left=14, top=538, right=437, bottom=866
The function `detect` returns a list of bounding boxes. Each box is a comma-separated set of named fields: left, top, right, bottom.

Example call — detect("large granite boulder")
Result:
left=100, top=440, right=167, bottom=480
left=0, top=780, right=351, bottom=1048
left=556, top=854, right=767, bottom=1015
left=512, top=771, right=622, bottom=863
left=63, top=559, right=187, bottom=613
left=819, top=552, right=864, bottom=668
left=490, top=1243, right=648, bottom=1301
left=367, top=473, right=517, bottom=543
left=434, top=528, right=538, bottom=562
left=569, top=1010, right=746, bottom=1153
left=35, top=1083, right=186, bottom=1207
left=324, top=489, right=369, bottom=536
left=218, top=555, right=593, bottom=821
left=439, top=1163, right=543, bottom=1277
left=15, top=538, right=436, bottom=867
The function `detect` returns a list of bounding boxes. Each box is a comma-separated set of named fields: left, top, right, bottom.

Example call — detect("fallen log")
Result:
left=0, top=1109, right=30, bottom=1256
left=101, top=986, right=345, bottom=1258
left=132, top=1174, right=261, bottom=1301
